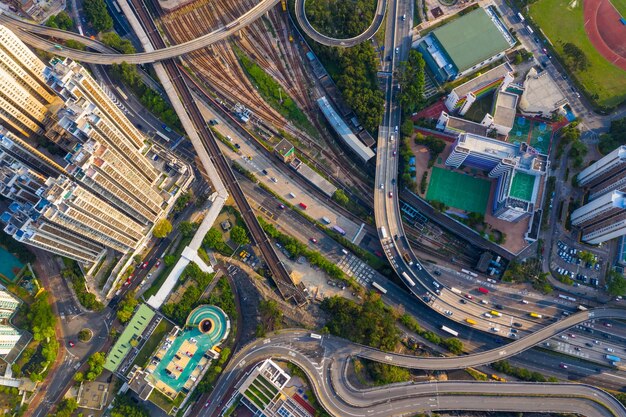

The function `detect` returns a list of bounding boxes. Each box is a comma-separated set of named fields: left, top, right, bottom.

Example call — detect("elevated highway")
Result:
left=293, top=0, right=387, bottom=46
left=201, top=326, right=626, bottom=417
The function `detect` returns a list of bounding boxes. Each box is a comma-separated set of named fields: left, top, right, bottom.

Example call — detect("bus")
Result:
left=402, top=253, right=413, bottom=266
left=465, top=318, right=477, bottom=325
left=441, top=325, right=459, bottom=337
left=478, top=287, right=489, bottom=294
left=469, top=272, right=478, bottom=278
left=529, top=312, right=542, bottom=318
left=379, top=226, right=388, bottom=240
left=115, top=86, right=128, bottom=101
left=461, top=269, right=471, bottom=275
left=450, top=287, right=462, bottom=295
left=155, top=131, right=170, bottom=142
left=372, top=282, right=387, bottom=294
left=310, top=333, right=322, bottom=340
left=517, top=12, right=525, bottom=22
left=526, top=25, right=534, bottom=35
left=331, top=225, right=346, bottom=236
left=490, top=310, right=502, bottom=317
left=401, top=272, right=416, bottom=287
left=559, top=294, right=576, bottom=302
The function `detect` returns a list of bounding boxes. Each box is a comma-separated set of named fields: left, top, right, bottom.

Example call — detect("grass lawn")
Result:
left=463, top=94, right=494, bottom=123
left=529, top=0, right=626, bottom=108
left=426, top=167, right=491, bottom=214
left=610, top=0, right=626, bottom=15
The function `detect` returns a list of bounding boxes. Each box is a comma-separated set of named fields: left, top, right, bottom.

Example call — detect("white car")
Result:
left=444, top=310, right=453, bottom=316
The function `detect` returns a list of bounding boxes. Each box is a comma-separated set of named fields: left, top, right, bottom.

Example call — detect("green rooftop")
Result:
left=105, top=303, right=155, bottom=372
left=432, top=8, right=511, bottom=73
left=509, top=172, right=536, bottom=202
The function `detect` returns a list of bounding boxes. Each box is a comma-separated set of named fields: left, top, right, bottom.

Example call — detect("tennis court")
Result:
left=509, top=172, right=536, bottom=201
left=529, top=121, right=552, bottom=154
left=426, top=167, right=491, bottom=214
left=509, top=116, right=531, bottom=145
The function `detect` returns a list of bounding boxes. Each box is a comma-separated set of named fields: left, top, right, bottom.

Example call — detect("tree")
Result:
left=230, top=225, right=250, bottom=246
left=173, top=191, right=194, bottom=212
left=578, top=251, right=596, bottom=266
left=400, top=118, right=414, bottom=139
left=27, top=292, right=55, bottom=342
left=86, top=352, right=106, bottom=381
left=396, top=50, right=426, bottom=114
left=203, top=227, right=223, bottom=249
left=332, top=189, right=350, bottom=206
left=50, top=398, right=78, bottom=417
left=179, top=221, right=198, bottom=238
left=111, top=394, right=150, bottom=417
left=607, top=269, right=626, bottom=297
left=116, top=292, right=138, bottom=323
left=45, top=11, right=73, bottom=30
left=442, top=338, right=464, bottom=354
left=598, top=117, right=626, bottom=155
left=78, top=329, right=92, bottom=342
left=258, top=299, right=283, bottom=334
left=153, top=219, right=172, bottom=238
left=562, top=42, right=589, bottom=71
left=73, top=372, right=84, bottom=382
left=101, top=32, right=136, bottom=54
left=164, top=254, right=177, bottom=266
left=83, top=0, right=113, bottom=32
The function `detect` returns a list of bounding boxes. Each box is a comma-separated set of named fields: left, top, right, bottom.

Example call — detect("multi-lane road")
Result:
left=200, top=327, right=626, bottom=417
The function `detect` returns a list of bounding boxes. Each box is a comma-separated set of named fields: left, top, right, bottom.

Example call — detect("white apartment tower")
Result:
left=0, top=25, right=171, bottom=264
left=571, top=191, right=626, bottom=245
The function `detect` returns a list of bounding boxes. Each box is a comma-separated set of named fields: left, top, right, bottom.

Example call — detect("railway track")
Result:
left=129, top=0, right=307, bottom=306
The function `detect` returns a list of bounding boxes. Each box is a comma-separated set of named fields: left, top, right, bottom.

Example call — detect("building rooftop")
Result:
left=104, top=304, right=155, bottom=372
left=458, top=132, right=518, bottom=158
left=432, top=8, right=512, bottom=73
left=452, top=62, right=513, bottom=98
left=317, top=96, right=374, bottom=162
left=275, top=139, right=295, bottom=157
left=76, top=381, right=109, bottom=410
left=492, top=91, right=518, bottom=128
left=509, top=171, right=536, bottom=202
left=519, top=68, right=568, bottom=114
left=446, top=114, right=489, bottom=136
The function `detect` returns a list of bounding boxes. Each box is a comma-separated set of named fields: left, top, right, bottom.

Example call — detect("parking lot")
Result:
left=552, top=239, right=603, bottom=290
left=337, top=253, right=376, bottom=287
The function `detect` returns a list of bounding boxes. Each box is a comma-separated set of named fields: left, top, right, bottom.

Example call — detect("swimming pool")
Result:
left=0, top=247, right=23, bottom=281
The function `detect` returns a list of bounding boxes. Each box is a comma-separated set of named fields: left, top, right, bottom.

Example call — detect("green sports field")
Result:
left=529, top=0, right=626, bottom=108
left=510, top=172, right=535, bottom=202
left=426, top=167, right=491, bottom=214
left=610, top=0, right=626, bottom=15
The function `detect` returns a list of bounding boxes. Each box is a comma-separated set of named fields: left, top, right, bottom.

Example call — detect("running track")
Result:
left=583, top=0, right=626, bottom=71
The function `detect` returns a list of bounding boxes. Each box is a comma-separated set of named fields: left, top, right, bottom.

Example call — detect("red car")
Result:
left=204, top=401, right=210, bottom=408
left=465, top=293, right=473, bottom=300
left=155, top=260, right=161, bottom=268
left=68, top=341, right=75, bottom=347
left=141, top=262, right=148, bottom=269
left=124, top=277, right=132, bottom=286
left=310, top=238, right=318, bottom=244
left=278, top=204, right=285, bottom=210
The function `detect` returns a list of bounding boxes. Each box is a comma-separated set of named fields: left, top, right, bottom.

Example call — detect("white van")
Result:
left=288, top=192, right=296, bottom=198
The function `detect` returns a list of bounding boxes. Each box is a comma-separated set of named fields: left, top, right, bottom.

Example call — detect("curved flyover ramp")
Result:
left=293, top=0, right=387, bottom=47
left=0, top=0, right=280, bottom=64
left=204, top=329, right=626, bottom=417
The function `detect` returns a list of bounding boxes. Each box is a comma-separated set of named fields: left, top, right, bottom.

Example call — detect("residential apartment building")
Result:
left=0, top=25, right=192, bottom=264
left=571, top=191, right=626, bottom=245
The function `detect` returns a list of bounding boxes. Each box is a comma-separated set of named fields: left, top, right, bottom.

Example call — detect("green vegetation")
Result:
left=578, top=250, right=596, bottom=266
left=14, top=291, right=58, bottom=382
left=61, top=259, right=104, bottom=311
left=235, top=50, right=315, bottom=136
left=111, top=394, right=150, bottom=417
left=304, top=0, right=375, bottom=39
left=598, top=117, right=626, bottom=155
left=179, top=221, right=198, bottom=238
left=556, top=274, right=574, bottom=286
left=607, top=269, right=626, bottom=297
left=78, top=328, right=92, bottom=342
left=101, top=32, right=136, bottom=54
left=110, top=62, right=181, bottom=130
left=396, top=50, right=426, bottom=115
left=492, top=360, right=558, bottom=382
left=208, top=276, right=237, bottom=321
left=399, top=136, right=416, bottom=191
left=331, top=189, right=371, bottom=222
left=86, top=352, right=105, bottom=381
left=415, top=132, right=446, bottom=167
left=45, top=11, right=73, bottom=31
left=466, top=368, right=489, bottom=381
left=83, top=0, right=113, bottom=32
left=203, top=227, right=234, bottom=256
left=230, top=225, right=250, bottom=246
left=161, top=263, right=215, bottom=325
left=49, top=398, right=78, bottom=417
left=503, top=260, right=553, bottom=294
left=322, top=294, right=411, bottom=384
left=529, top=0, right=626, bottom=109
left=64, top=39, right=86, bottom=50
left=256, top=299, right=283, bottom=337
left=131, top=320, right=172, bottom=368
left=259, top=217, right=350, bottom=283
left=173, top=190, right=194, bottom=213
left=116, top=292, right=139, bottom=323
left=557, top=123, right=586, bottom=168
left=153, top=219, right=173, bottom=238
